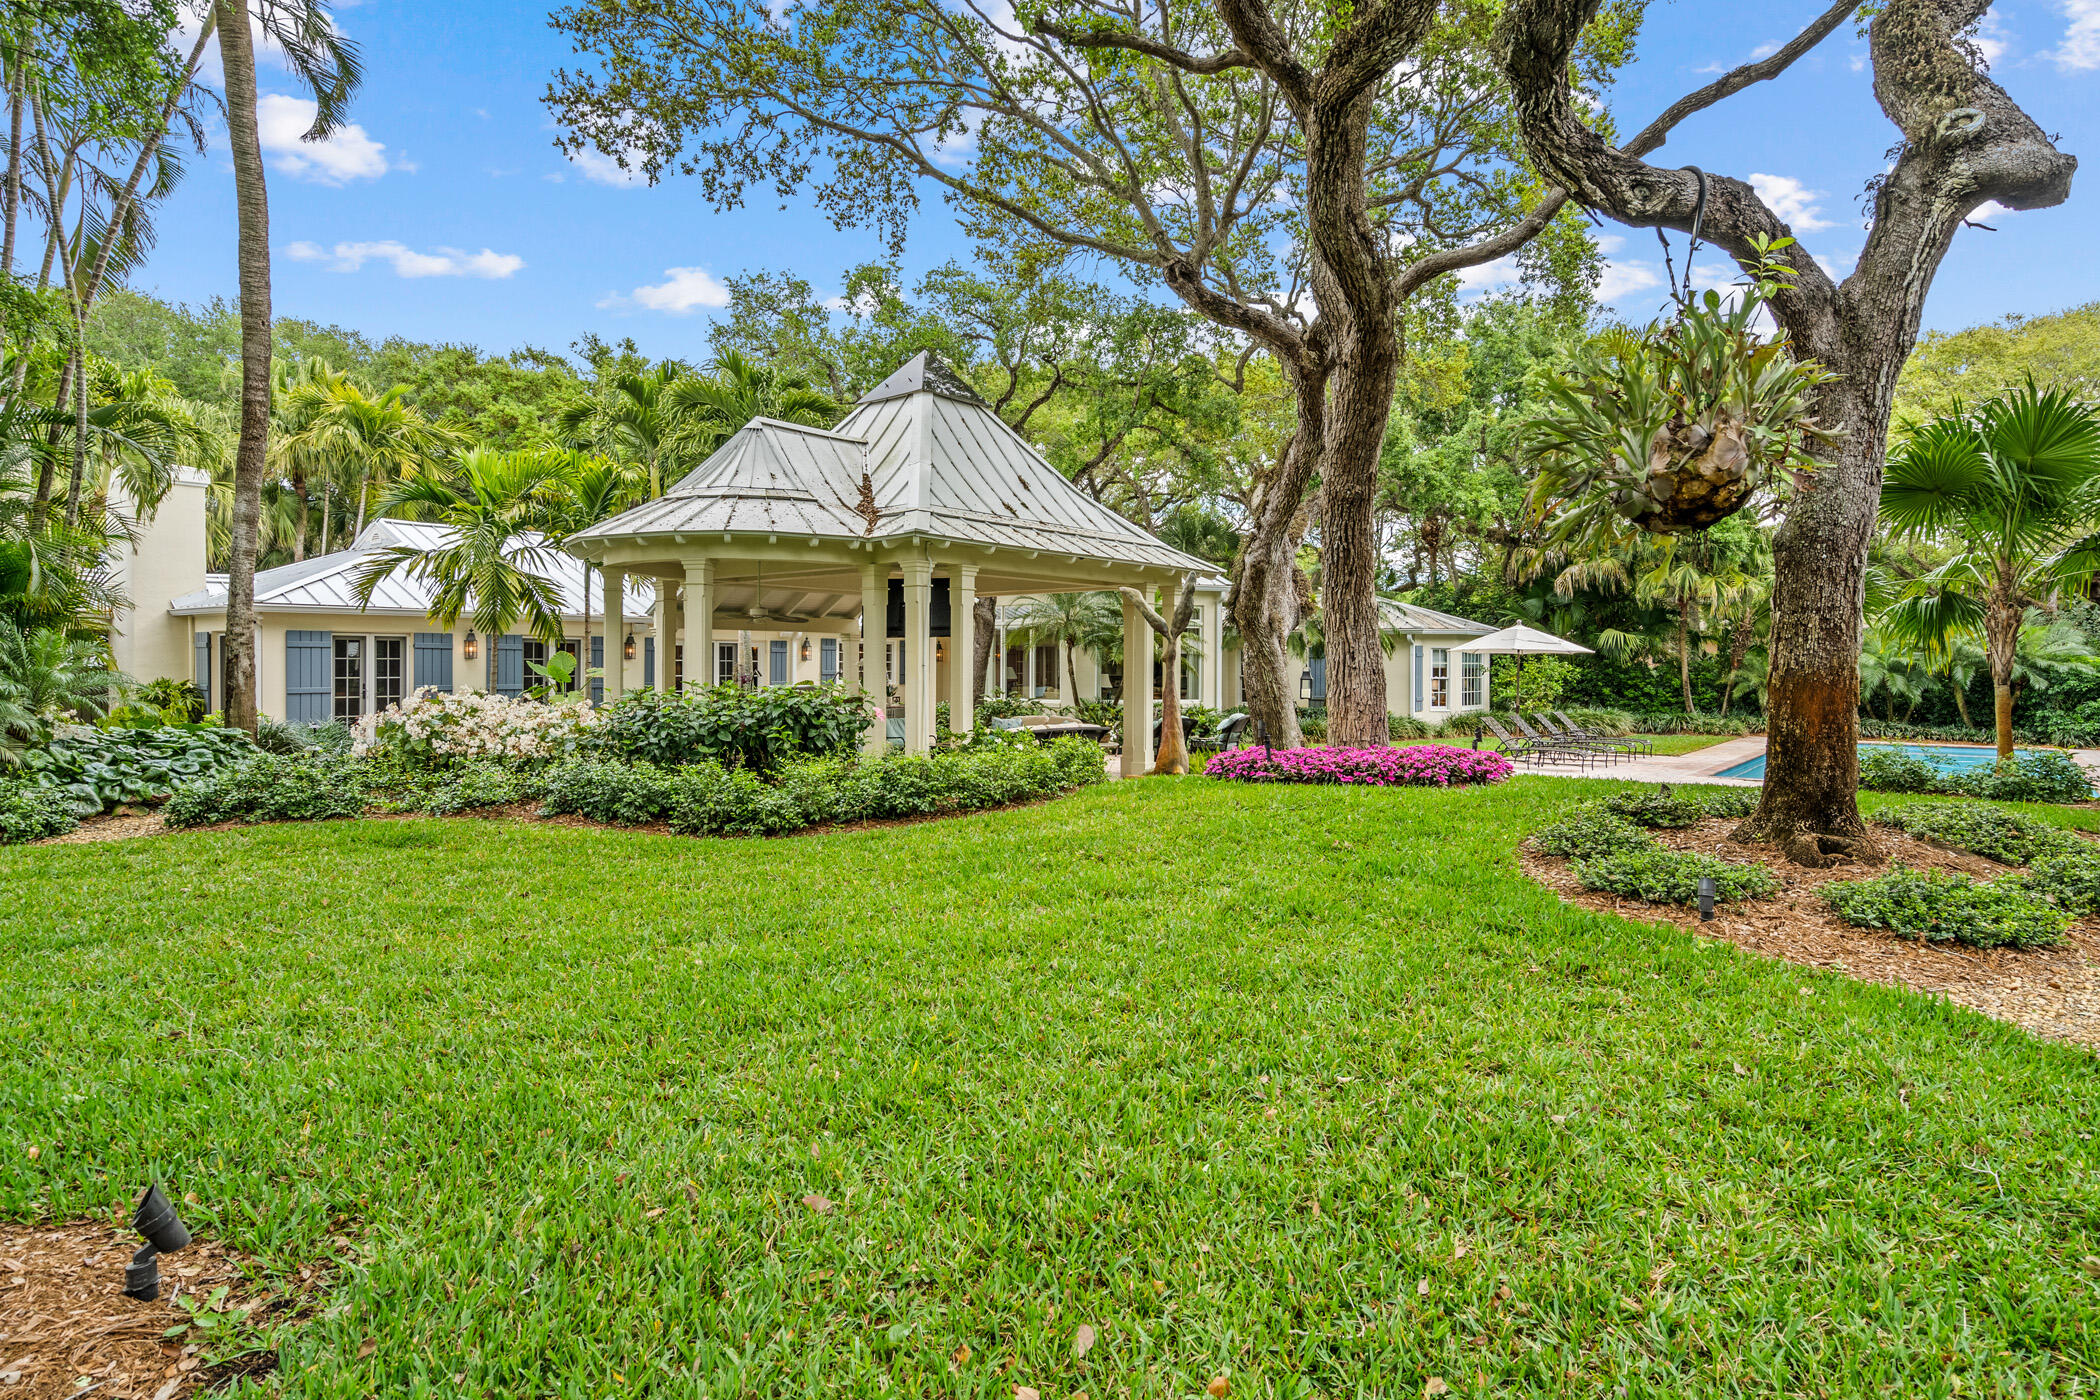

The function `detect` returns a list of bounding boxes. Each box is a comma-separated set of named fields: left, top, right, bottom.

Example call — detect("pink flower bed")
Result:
left=1205, top=743, right=1514, bottom=787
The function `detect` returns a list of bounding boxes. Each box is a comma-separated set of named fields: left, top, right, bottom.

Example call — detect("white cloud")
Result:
left=1456, top=255, right=1520, bottom=293
left=599, top=266, right=732, bottom=314
left=285, top=240, right=524, bottom=279
left=2050, top=0, right=2100, bottom=67
left=1596, top=260, right=1664, bottom=308
left=1748, top=172, right=1836, bottom=232
left=258, top=94, right=390, bottom=184
left=567, top=148, right=641, bottom=187
left=1971, top=14, right=2011, bottom=65
left=1749, top=41, right=1779, bottom=60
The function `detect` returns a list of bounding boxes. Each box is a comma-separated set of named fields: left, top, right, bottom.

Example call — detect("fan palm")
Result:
left=1002, top=591, right=1120, bottom=702
left=1880, top=383, right=2100, bottom=756
left=0, top=617, right=129, bottom=723
left=661, top=350, right=840, bottom=465
left=350, top=447, right=576, bottom=644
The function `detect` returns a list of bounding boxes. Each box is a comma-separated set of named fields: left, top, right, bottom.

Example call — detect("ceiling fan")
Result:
left=741, top=561, right=813, bottom=625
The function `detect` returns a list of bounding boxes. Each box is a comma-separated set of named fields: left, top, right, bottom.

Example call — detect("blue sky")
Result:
left=124, top=0, right=2100, bottom=365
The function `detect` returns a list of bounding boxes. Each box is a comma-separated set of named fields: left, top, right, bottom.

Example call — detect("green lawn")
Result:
left=5, top=777, right=2098, bottom=1398
left=1631, top=733, right=1739, bottom=757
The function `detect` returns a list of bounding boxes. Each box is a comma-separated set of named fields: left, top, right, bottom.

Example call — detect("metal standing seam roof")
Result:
left=166, top=517, right=658, bottom=620
left=569, top=352, right=1219, bottom=578
left=1379, top=599, right=1495, bottom=635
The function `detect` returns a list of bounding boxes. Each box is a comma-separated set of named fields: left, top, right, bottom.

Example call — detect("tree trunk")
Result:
left=1, top=39, right=24, bottom=305
left=582, top=563, right=593, bottom=699
left=1124, top=578, right=1196, bottom=775
left=217, top=0, right=271, bottom=735
left=1985, top=589, right=2021, bottom=760
left=1677, top=600, right=1693, bottom=715
left=972, top=595, right=997, bottom=706
left=319, top=483, right=332, bottom=556
left=1719, top=620, right=1752, bottom=718
left=1952, top=676, right=1972, bottom=728
left=291, top=468, right=309, bottom=562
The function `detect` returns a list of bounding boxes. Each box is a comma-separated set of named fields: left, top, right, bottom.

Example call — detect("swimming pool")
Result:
left=1714, top=743, right=2041, bottom=782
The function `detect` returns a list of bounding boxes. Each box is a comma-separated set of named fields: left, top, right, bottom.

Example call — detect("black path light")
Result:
left=122, top=1182, right=193, bottom=1301
left=1697, top=875, right=1718, bottom=922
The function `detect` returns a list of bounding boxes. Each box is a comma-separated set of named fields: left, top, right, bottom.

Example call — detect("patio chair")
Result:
left=1481, top=715, right=1592, bottom=770
left=1532, top=712, right=1637, bottom=763
left=1151, top=713, right=1200, bottom=752
left=1197, top=712, right=1252, bottom=752
left=1553, top=711, right=1653, bottom=757
left=1509, top=713, right=1606, bottom=768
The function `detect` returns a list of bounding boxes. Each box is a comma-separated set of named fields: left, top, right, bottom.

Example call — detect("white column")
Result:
left=602, top=568, right=625, bottom=701
left=1121, top=589, right=1153, bottom=777
left=683, top=559, right=714, bottom=692
left=948, top=564, right=977, bottom=735
left=902, top=558, right=933, bottom=754
left=860, top=562, right=888, bottom=755
left=1200, top=589, right=1223, bottom=711
left=655, top=577, right=682, bottom=693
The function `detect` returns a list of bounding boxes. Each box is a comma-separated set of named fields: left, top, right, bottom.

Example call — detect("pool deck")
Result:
left=1517, top=737, right=2100, bottom=788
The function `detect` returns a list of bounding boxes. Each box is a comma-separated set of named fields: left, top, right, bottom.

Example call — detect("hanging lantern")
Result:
left=624, top=633, right=637, bottom=661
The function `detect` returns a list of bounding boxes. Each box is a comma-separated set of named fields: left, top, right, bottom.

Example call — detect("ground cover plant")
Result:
left=1601, top=786, right=1759, bottom=828
left=1206, top=743, right=1513, bottom=786
left=1872, top=801, right=2080, bottom=866
left=8, top=777, right=2098, bottom=1396
left=14, top=723, right=257, bottom=815
left=1570, top=847, right=1779, bottom=906
left=1822, top=866, right=2071, bottom=950
left=0, top=781, right=78, bottom=844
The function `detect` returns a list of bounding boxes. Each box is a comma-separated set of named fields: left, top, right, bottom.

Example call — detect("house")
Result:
left=108, top=354, right=1492, bottom=758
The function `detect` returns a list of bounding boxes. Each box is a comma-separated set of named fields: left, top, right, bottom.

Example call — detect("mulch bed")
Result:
left=0, top=1218, right=319, bottom=1399
left=1523, top=817, right=2100, bottom=1052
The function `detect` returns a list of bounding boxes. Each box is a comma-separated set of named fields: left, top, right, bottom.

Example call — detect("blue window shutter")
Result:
left=285, top=630, right=332, bottom=722
left=1309, top=657, right=1327, bottom=702
left=643, top=636, right=655, bottom=687
left=1412, top=645, right=1424, bottom=713
left=495, top=635, right=525, bottom=697
left=590, top=635, right=605, bottom=704
left=821, top=638, right=838, bottom=682
left=770, top=638, right=789, bottom=685
left=413, top=633, right=454, bottom=693
left=193, top=633, right=212, bottom=710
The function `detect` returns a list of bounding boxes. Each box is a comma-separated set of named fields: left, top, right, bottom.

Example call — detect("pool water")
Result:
left=1714, top=743, right=2039, bottom=782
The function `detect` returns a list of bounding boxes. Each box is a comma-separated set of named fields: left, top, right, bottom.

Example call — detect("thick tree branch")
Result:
left=1032, top=19, right=1253, bottom=74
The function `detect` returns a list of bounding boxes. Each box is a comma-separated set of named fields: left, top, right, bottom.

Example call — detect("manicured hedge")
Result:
left=584, top=685, right=869, bottom=772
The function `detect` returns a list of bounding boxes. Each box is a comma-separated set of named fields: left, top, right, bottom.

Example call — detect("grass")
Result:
left=1631, top=733, right=1737, bottom=757
left=4, top=776, right=2099, bottom=1398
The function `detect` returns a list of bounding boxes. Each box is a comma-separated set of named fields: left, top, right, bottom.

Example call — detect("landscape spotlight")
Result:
left=1697, top=876, right=1717, bottom=922
left=123, top=1182, right=193, bottom=1301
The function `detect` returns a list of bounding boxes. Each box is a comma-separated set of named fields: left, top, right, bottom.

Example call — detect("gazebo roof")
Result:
left=568, top=352, right=1215, bottom=580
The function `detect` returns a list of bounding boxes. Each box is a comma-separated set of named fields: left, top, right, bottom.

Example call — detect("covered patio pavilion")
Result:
left=564, top=353, right=1221, bottom=774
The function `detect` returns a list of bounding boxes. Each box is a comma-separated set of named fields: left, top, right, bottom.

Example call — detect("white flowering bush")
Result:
left=352, top=688, right=603, bottom=769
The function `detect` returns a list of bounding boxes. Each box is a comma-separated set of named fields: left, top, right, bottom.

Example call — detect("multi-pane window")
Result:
left=521, top=638, right=548, bottom=688
left=332, top=637, right=364, bottom=721
left=672, top=644, right=683, bottom=689
left=1461, top=652, right=1483, bottom=708
left=1430, top=647, right=1450, bottom=707
left=1004, top=640, right=1026, bottom=695
left=1032, top=642, right=1058, bottom=698
left=555, top=639, right=582, bottom=693
left=374, top=636, right=405, bottom=711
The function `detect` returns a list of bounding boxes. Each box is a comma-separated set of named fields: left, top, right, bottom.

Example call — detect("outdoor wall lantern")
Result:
left=935, top=638, right=946, bottom=663
left=624, top=633, right=637, bottom=661
left=1299, top=670, right=1312, bottom=702
left=800, top=637, right=812, bottom=662
left=462, top=629, right=479, bottom=661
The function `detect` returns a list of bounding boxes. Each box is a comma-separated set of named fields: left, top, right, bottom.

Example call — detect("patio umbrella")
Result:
left=1458, top=624, right=1595, bottom=716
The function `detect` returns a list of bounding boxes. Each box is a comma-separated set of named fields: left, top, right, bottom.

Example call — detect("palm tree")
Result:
left=1121, top=578, right=1198, bottom=774
left=274, top=368, right=460, bottom=555
left=559, top=363, right=686, bottom=499
left=662, top=350, right=840, bottom=464
left=214, top=0, right=362, bottom=733
left=0, top=617, right=129, bottom=723
left=1881, top=384, right=2100, bottom=757
left=537, top=452, right=645, bottom=696
left=1003, top=591, right=1120, bottom=704
left=349, top=447, right=575, bottom=644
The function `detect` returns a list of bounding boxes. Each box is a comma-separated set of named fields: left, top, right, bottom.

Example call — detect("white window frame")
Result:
left=1461, top=652, right=1483, bottom=708
left=1430, top=647, right=1450, bottom=709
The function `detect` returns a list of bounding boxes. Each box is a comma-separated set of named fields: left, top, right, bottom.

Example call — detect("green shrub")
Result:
left=1872, top=801, right=2079, bottom=865
left=162, top=753, right=368, bottom=827
left=1074, top=698, right=1121, bottom=736
left=539, top=758, right=678, bottom=825
left=1858, top=747, right=1940, bottom=794
left=132, top=677, right=209, bottom=723
left=1532, top=809, right=1654, bottom=860
left=1823, top=866, right=2068, bottom=950
left=588, top=685, right=870, bottom=772
left=17, top=724, right=257, bottom=814
left=256, top=718, right=352, bottom=755
left=1947, top=750, right=2093, bottom=805
left=1571, top=848, right=1777, bottom=905
left=1296, top=708, right=1328, bottom=743
left=423, top=762, right=524, bottom=815
left=1386, top=714, right=1432, bottom=741
left=1558, top=707, right=1640, bottom=738
left=1620, top=711, right=1759, bottom=736
left=0, top=782, right=79, bottom=843
left=2009, top=843, right=2100, bottom=916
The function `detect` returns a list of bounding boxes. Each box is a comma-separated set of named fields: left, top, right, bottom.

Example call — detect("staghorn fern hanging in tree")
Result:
left=1523, top=237, right=1840, bottom=539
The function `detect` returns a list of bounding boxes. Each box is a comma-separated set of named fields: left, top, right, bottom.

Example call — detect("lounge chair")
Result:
left=1482, top=715, right=1594, bottom=770
left=1531, top=712, right=1636, bottom=763
left=1509, top=713, right=1608, bottom=768
left=1198, top=713, right=1251, bottom=752
left=1554, top=711, right=1653, bottom=756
